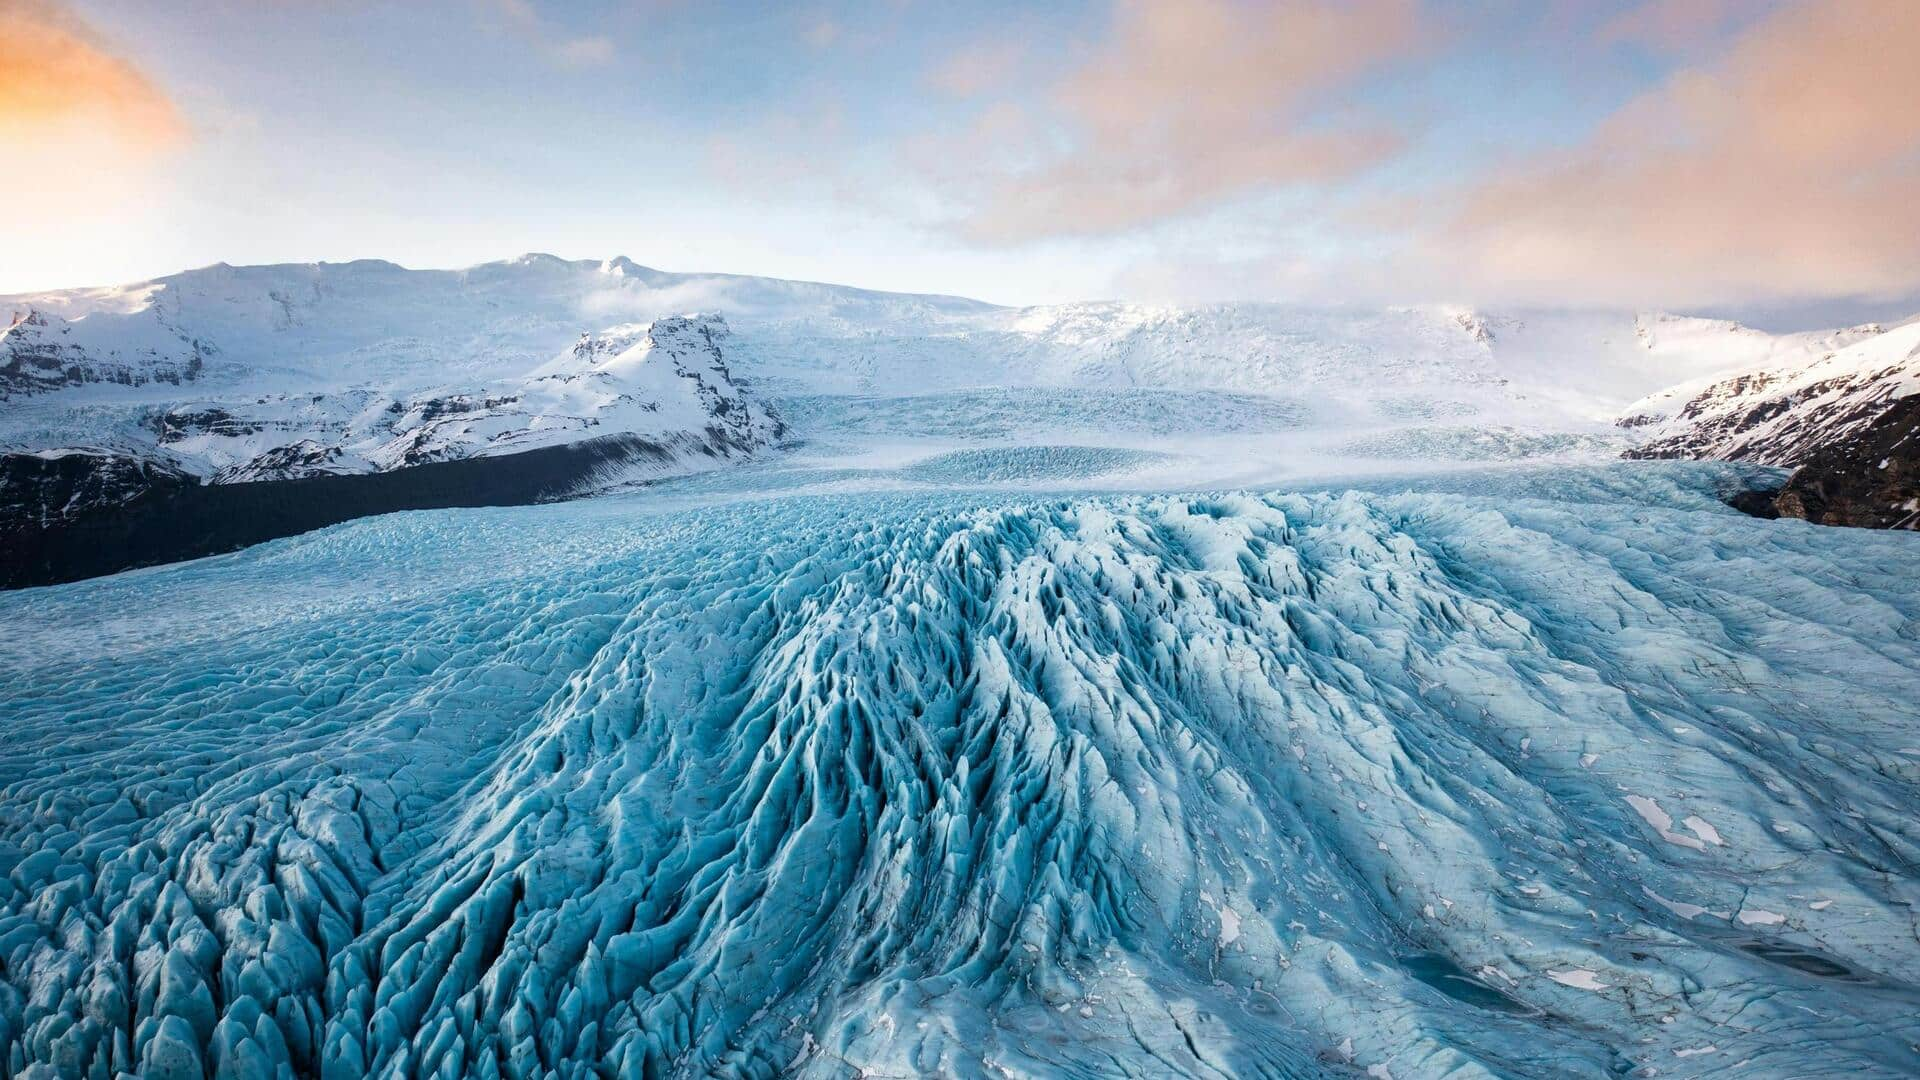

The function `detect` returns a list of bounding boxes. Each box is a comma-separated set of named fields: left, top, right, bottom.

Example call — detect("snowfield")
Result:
left=4, top=463, right=1919, bottom=1078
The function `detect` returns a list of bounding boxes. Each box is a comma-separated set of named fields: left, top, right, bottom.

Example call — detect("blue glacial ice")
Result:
left=2, top=463, right=1919, bottom=1077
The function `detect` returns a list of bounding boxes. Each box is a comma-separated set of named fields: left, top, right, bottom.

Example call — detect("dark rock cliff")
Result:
left=1, top=435, right=687, bottom=589
left=1768, top=396, right=1920, bottom=530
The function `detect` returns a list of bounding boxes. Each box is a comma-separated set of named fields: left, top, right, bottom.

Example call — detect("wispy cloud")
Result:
left=480, top=0, right=617, bottom=69
left=1413, top=0, right=1920, bottom=307
left=0, top=0, right=191, bottom=292
left=801, top=16, right=840, bottom=50
left=0, top=0, right=186, bottom=149
left=923, top=0, right=1429, bottom=244
left=1595, top=0, right=1767, bottom=51
left=925, top=37, right=1027, bottom=98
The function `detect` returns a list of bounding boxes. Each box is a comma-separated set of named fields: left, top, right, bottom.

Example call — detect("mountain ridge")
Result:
left=4, top=254, right=1861, bottom=417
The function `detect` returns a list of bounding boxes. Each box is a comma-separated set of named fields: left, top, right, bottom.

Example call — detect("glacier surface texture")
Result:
left=3, top=464, right=1920, bottom=1078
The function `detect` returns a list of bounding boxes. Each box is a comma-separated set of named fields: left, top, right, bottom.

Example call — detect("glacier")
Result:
left=3, top=462, right=1919, bottom=1078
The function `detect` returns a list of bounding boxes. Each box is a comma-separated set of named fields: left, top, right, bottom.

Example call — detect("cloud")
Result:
left=0, top=1, right=191, bottom=292
left=575, top=276, right=748, bottom=321
left=801, top=17, right=840, bottom=50
left=481, top=0, right=617, bottom=68
left=1414, top=0, right=1920, bottom=307
left=1596, top=0, right=1760, bottom=51
left=926, top=0, right=1428, bottom=244
left=548, top=34, right=615, bottom=68
left=0, top=0, right=186, bottom=149
left=925, top=38, right=1028, bottom=98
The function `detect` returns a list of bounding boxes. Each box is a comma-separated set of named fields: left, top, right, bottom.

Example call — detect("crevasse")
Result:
left=2, top=468, right=1918, bottom=1078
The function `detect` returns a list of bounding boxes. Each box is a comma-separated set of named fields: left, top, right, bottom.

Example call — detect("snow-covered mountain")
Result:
left=1621, top=319, right=1920, bottom=527
left=140, top=313, right=780, bottom=483
left=0, top=254, right=994, bottom=399
left=3, top=254, right=1860, bottom=427
left=1622, top=318, right=1919, bottom=465
left=0, top=264, right=796, bottom=586
left=1, top=260, right=787, bottom=480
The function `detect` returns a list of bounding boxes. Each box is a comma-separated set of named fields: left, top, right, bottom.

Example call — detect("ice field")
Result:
left=3, top=461, right=1919, bottom=1078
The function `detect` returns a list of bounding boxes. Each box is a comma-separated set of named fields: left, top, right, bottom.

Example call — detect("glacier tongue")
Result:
left=3, top=467, right=1920, bottom=1077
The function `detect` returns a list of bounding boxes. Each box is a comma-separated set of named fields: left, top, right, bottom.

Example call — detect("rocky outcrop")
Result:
left=1770, top=395, right=1920, bottom=529
left=0, top=451, right=195, bottom=528
left=1, top=434, right=705, bottom=589
left=1624, top=364, right=1904, bottom=467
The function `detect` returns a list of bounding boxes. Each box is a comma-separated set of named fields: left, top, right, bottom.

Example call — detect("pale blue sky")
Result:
left=9, top=1, right=1916, bottom=326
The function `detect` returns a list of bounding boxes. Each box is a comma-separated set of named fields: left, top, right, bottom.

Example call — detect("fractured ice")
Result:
left=2, top=464, right=1919, bottom=1077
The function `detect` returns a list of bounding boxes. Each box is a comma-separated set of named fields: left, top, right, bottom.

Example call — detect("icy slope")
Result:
left=3, top=464, right=1918, bottom=1077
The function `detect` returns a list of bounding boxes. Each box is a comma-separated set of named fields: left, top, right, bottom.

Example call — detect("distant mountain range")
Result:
left=3, top=254, right=1914, bottom=585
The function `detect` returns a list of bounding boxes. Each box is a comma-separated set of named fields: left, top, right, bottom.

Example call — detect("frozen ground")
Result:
left=3, top=462, right=1919, bottom=1078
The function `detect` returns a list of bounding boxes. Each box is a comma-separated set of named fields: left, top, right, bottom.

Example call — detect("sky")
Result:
left=3, top=0, right=1916, bottom=326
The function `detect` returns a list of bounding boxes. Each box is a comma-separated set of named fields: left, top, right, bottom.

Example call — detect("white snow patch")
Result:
left=1547, top=969, right=1610, bottom=991
left=1625, top=795, right=1708, bottom=851
left=1642, top=886, right=1712, bottom=921
left=1681, top=815, right=1724, bottom=847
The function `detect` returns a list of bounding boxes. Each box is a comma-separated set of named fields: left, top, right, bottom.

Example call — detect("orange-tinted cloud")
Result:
left=0, top=0, right=186, bottom=150
left=934, top=0, right=1427, bottom=244
left=1420, top=0, right=1920, bottom=307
